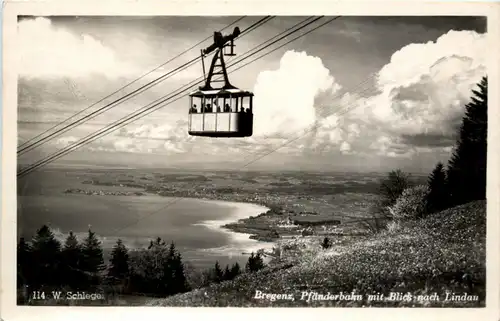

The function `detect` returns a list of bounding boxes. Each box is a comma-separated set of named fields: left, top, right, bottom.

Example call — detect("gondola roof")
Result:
left=189, top=87, right=254, bottom=98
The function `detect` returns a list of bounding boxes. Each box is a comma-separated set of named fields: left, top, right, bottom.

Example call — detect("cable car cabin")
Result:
left=188, top=88, right=253, bottom=137
left=187, top=26, right=254, bottom=138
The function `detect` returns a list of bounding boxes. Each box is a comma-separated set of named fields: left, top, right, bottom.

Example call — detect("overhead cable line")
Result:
left=18, top=16, right=330, bottom=178
left=17, top=16, right=323, bottom=178
left=21, top=16, right=372, bottom=237
left=110, top=75, right=376, bottom=235
left=18, top=16, right=247, bottom=151
left=104, top=16, right=361, bottom=235
left=17, top=16, right=271, bottom=155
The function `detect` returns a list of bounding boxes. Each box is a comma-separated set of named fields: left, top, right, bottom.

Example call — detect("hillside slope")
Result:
left=147, top=201, right=486, bottom=307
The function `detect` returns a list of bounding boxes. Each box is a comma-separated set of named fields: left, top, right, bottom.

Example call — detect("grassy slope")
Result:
left=147, top=201, right=486, bottom=307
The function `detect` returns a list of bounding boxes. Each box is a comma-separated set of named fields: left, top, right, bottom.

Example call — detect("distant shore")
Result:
left=64, top=188, right=146, bottom=196
left=63, top=187, right=280, bottom=249
left=64, top=181, right=367, bottom=247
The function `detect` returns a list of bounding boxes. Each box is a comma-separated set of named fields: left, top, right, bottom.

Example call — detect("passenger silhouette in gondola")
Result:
left=206, top=104, right=212, bottom=112
left=224, top=103, right=230, bottom=112
left=191, top=104, right=197, bottom=113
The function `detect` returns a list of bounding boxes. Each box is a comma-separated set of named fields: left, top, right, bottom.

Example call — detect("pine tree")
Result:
left=213, top=261, right=224, bottom=283
left=61, top=231, right=84, bottom=289
left=230, top=262, right=241, bottom=279
left=246, top=252, right=265, bottom=273
left=30, top=225, right=62, bottom=286
left=17, top=237, right=33, bottom=287
left=223, top=265, right=231, bottom=281
left=160, top=242, right=175, bottom=295
left=160, top=242, right=189, bottom=295
left=246, top=253, right=255, bottom=272
left=425, top=162, right=448, bottom=214
left=447, top=76, right=487, bottom=206
left=81, top=228, right=105, bottom=286
left=169, top=244, right=189, bottom=294
left=107, top=239, right=129, bottom=287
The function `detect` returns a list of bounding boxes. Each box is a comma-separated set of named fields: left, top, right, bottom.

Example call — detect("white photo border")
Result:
left=2, top=1, right=499, bottom=321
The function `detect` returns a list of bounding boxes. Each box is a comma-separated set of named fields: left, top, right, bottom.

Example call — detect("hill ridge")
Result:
left=147, top=200, right=486, bottom=307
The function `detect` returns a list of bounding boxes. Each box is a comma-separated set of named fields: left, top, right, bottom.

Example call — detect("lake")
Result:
left=17, top=169, right=273, bottom=269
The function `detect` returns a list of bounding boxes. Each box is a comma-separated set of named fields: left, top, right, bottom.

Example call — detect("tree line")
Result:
left=427, top=77, right=487, bottom=212
left=17, top=225, right=266, bottom=303
left=371, top=76, right=487, bottom=225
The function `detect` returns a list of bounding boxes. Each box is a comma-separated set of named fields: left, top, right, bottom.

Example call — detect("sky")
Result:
left=16, top=15, right=488, bottom=173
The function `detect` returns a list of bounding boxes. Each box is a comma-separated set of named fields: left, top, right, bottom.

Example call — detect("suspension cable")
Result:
left=17, top=16, right=270, bottom=155
left=18, top=16, right=333, bottom=178
left=18, top=16, right=247, bottom=151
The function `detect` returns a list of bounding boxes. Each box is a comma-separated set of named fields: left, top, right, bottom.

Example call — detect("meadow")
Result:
left=149, top=200, right=486, bottom=307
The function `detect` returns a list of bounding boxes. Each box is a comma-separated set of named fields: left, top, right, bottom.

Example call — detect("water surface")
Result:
left=17, top=169, right=271, bottom=268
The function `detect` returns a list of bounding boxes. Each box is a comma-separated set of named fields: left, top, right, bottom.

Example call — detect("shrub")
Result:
left=127, top=238, right=189, bottom=296
left=386, top=220, right=401, bottom=233
left=320, top=237, right=332, bottom=249
left=388, top=185, right=429, bottom=221
left=379, top=169, right=411, bottom=207
left=301, top=227, right=314, bottom=237
left=366, top=170, right=412, bottom=233
left=183, top=262, right=206, bottom=289
left=365, top=198, right=393, bottom=233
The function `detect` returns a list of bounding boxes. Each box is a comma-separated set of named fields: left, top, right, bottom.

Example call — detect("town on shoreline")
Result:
left=64, top=180, right=372, bottom=242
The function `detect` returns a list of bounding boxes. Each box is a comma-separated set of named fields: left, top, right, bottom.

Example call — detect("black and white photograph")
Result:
left=2, top=1, right=500, bottom=320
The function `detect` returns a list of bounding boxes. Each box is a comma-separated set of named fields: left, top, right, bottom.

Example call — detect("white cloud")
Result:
left=308, top=29, right=488, bottom=159
left=18, top=17, right=138, bottom=79
left=346, top=123, right=361, bottom=139
left=369, top=135, right=392, bottom=156
left=368, top=135, right=413, bottom=158
left=100, top=122, right=192, bottom=154
left=106, top=30, right=487, bottom=159
left=340, top=141, right=351, bottom=153
left=369, top=30, right=487, bottom=139
left=40, top=30, right=487, bottom=164
left=252, top=50, right=342, bottom=137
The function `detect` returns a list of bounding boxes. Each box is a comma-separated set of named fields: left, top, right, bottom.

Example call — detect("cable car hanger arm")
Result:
left=199, top=27, right=241, bottom=91
left=202, top=27, right=241, bottom=56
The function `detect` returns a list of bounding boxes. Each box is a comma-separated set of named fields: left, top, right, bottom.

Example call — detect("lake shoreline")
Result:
left=62, top=188, right=279, bottom=254
left=63, top=181, right=366, bottom=256
left=187, top=197, right=277, bottom=255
